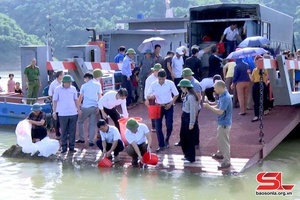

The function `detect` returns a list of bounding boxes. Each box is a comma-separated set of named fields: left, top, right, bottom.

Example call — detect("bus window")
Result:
left=261, top=22, right=270, bottom=39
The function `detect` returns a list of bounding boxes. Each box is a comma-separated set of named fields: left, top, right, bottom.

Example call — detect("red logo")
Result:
left=256, top=172, right=294, bottom=191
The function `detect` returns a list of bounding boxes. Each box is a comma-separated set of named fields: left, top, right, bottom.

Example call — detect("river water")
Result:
left=0, top=125, right=300, bottom=200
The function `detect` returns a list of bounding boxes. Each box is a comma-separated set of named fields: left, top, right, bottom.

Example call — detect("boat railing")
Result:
left=0, top=93, right=51, bottom=104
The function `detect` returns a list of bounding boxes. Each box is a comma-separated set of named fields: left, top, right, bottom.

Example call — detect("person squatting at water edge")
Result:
left=177, top=79, right=199, bottom=163
left=76, top=72, right=102, bottom=147
left=203, top=80, right=233, bottom=170
left=125, top=118, right=152, bottom=167
left=52, top=75, right=81, bottom=154
left=96, top=120, right=125, bottom=163
left=27, top=103, right=48, bottom=143
left=98, top=88, right=129, bottom=131
left=145, top=69, right=179, bottom=153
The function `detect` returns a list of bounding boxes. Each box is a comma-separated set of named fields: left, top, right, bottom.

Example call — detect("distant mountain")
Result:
left=0, top=13, right=42, bottom=66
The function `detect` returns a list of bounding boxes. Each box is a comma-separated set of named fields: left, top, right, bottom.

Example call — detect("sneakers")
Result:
left=165, top=140, right=169, bottom=148
left=217, top=162, right=231, bottom=170
left=131, top=159, right=138, bottom=166
left=75, top=140, right=85, bottom=144
left=174, top=141, right=181, bottom=146
left=61, top=149, right=67, bottom=154
left=212, top=153, right=224, bottom=160
left=156, top=147, right=165, bottom=153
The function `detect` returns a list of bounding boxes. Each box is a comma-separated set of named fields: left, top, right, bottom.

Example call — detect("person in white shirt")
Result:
left=96, top=120, right=124, bottom=162
left=98, top=88, right=129, bottom=131
left=144, top=63, right=162, bottom=132
left=52, top=75, right=81, bottom=154
left=76, top=72, right=102, bottom=147
left=145, top=69, right=179, bottom=152
left=201, top=75, right=222, bottom=103
left=48, top=71, right=63, bottom=139
left=219, top=23, right=242, bottom=55
left=48, top=71, right=63, bottom=98
left=125, top=118, right=152, bottom=166
left=171, top=47, right=184, bottom=88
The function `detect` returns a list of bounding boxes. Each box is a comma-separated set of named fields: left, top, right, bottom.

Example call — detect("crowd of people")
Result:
left=17, top=39, right=300, bottom=170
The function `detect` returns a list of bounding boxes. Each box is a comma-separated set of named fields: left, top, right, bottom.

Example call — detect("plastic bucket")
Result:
left=217, top=42, right=225, bottom=54
left=143, top=152, right=158, bottom=165
left=147, top=105, right=161, bottom=119
left=118, top=117, right=143, bottom=146
left=98, top=157, right=113, bottom=168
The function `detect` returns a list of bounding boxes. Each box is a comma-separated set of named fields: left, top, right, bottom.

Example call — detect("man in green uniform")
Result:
left=24, top=58, right=41, bottom=104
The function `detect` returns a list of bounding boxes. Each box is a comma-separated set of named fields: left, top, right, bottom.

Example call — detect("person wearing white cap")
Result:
left=172, top=47, right=184, bottom=101
left=180, top=46, right=189, bottom=64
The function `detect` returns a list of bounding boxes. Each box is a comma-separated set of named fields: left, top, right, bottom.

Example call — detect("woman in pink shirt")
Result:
left=7, top=74, right=16, bottom=93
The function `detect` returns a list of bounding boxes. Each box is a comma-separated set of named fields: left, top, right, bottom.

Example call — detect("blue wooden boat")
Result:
left=0, top=94, right=51, bottom=125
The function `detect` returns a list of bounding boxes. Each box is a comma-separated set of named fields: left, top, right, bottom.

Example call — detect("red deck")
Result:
left=68, top=103, right=300, bottom=175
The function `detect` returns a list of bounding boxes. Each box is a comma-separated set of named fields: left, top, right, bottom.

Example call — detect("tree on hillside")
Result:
left=0, top=13, right=42, bottom=64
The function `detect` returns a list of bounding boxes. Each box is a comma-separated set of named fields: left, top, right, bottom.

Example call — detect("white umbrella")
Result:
left=137, top=37, right=168, bottom=53
left=226, top=47, right=269, bottom=59
left=238, top=36, right=270, bottom=48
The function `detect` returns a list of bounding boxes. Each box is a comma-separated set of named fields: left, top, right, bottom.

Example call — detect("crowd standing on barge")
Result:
left=8, top=30, right=299, bottom=169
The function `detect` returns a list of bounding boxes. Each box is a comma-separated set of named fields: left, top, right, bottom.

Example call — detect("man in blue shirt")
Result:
left=76, top=72, right=102, bottom=146
left=242, top=56, right=255, bottom=109
left=203, top=80, right=232, bottom=170
left=122, top=48, right=136, bottom=108
left=114, top=46, right=126, bottom=63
